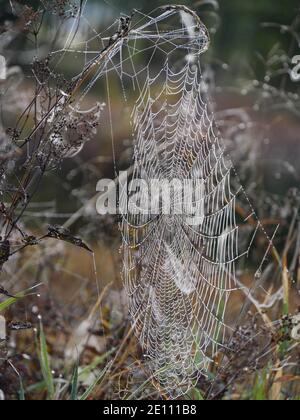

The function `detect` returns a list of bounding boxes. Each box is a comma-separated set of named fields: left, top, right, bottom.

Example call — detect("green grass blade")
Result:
left=0, top=296, right=21, bottom=312
left=38, top=321, right=55, bottom=400
left=187, top=387, right=204, bottom=400
left=79, top=362, right=112, bottom=401
left=79, top=348, right=116, bottom=379
left=251, top=370, right=268, bottom=401
left=0, top=283, right=43, bottom=313
left=18, top=378, right=25, bottom=401
left=70, top=361, right=79, bottom=401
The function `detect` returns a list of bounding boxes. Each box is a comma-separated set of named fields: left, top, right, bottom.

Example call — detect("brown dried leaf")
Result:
left=0, top=240, right=10, bottom=268
left=274, top=375, right=300, bottom=384
left=8, top=322, right=33, bottom=331
left=46, top=225, right=93, bottom=253
left=0, top=285, right=15, bottom=298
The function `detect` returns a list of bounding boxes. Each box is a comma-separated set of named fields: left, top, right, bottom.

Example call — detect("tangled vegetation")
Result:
left=0, top=0, right=299, bottom=400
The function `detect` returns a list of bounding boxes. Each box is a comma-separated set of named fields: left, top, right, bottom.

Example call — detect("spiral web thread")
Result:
left=123, top=62, right=239, bottom=394
left=119, top=9, right=246, bottom=395
left=54, top=4, right=275, bottom=397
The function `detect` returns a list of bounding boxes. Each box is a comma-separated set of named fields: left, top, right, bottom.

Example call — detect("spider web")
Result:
left=52, top=4, right=277, bottom=397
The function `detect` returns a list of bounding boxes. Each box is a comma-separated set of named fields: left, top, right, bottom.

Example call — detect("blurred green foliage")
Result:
left=2, top=0, right=298, bottom=80
left=100, top=0, right=300, bottom=58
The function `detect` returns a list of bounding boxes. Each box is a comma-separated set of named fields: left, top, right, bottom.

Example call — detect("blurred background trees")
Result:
left=0, top=0, right=299, bottom=400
